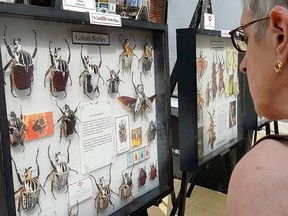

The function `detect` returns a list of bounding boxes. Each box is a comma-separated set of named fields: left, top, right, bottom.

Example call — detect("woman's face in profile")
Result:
left=239, top=7, right=277, bottom=118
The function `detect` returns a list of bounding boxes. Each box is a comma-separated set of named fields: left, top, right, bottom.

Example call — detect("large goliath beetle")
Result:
left=44, top=40, right=72, bottom=97
left=119, top=34, right=138, bottom=76
left=2, top=25, right=37, bottom=97
left=54, top=101, right=80, bottom=143
left=8, top=105, right=28, bottom=150
left=119, top=167, right=134, bottom=202
left=106, top=65, right=123, bottom=97
left=12, top=148, right=46, bottom=214
left=44, top=141, right=78, bottom=199
left=90, top=164, right=116, bottom=215
left=146, top=120, right=157, bottom=144
left=138, top=35, right=153, bottom=77
left=79, top=45, right=104, bottom=99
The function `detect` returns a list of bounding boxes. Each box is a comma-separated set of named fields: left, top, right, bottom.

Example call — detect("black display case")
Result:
left=0, top=2, right=173, bottom=216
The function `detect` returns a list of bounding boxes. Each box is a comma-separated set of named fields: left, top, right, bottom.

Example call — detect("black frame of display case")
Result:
left=0, top=2, right=173, bottom=216
left=169, top=28, right=249, bottom=216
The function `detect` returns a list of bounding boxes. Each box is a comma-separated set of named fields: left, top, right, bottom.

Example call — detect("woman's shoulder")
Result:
left=225, top=136, right=288, bottom=215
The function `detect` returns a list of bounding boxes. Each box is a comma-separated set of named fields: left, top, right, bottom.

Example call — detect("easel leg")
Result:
left=178, top=172, right=193, bottom=216
left=186, top=172, right=198, bottom=197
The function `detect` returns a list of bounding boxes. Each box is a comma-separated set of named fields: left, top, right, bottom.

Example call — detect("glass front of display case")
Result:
left=0, top=9, right=172, bottom=215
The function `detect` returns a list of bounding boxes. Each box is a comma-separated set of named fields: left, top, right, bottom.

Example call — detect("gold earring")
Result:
left=274, top=60, right=283, bottom=73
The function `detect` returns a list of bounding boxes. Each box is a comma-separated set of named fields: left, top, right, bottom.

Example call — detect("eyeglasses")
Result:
left=229, top=17, right=270, bottom=52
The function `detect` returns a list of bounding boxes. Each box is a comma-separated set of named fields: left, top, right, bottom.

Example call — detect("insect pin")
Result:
left=117, top=72, right=156, bottom=121
left=54, top=101, right=80, bottom=143
left=138, top=35, right=153, bottom=77
left=2, top=25, right=37, bottom=97
left=119, top=34, right=139, bottom=76
left=44, top=141, right=78, bottom=199
left=90, top=163, right=116, bottom=215
left=8, top=105, right=28, bottom=151
left=12, top=148, right=46, bottom=214
left=44, top=40, right=72, bottom=98
left=79, top=45, right=104, bottom=99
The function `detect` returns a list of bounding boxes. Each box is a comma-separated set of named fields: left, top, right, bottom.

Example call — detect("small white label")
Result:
left=71, top=31, right=110, bottom=45
left=204, top=13, right=215, bottom=30
left=63, top=0, right=96, bottom=12
left=68, top=177, right=93, bottom=207
left=89, top=12, right=122, bottom=27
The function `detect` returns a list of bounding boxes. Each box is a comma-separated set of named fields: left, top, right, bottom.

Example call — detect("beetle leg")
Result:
left=10, top=72, right=17, bottom=98
left=27, top=86, right=32, bottom=96
left=44, top=170, right=54, bottom=188
left=51, top=179, right=56, bottom=200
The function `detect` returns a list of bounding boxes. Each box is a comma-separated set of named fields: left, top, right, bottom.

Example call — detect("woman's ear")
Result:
left=270, top=6, right=288, bottom=61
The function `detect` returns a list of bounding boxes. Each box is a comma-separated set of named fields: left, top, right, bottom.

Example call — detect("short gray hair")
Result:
left=242, top=0, right=288, bottom=40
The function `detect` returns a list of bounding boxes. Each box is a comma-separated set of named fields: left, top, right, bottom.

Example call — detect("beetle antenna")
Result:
left=67, top=140, right=72, bottom=164
left=35, top=148, right=40, bottom=177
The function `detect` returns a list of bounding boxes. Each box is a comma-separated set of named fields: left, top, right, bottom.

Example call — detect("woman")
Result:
left=225, top=0, right=288, bottom=215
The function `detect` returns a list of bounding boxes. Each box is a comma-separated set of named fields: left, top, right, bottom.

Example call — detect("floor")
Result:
left=148, top=179, right=227, bottom=216
left=147, top=120, right=288, bottom=215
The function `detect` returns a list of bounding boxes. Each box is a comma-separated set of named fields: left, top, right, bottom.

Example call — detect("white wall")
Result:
left=167, top=0, right=242, bottom=73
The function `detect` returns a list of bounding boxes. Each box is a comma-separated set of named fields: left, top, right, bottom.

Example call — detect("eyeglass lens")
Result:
left=233, top=31, right=247, bottom=52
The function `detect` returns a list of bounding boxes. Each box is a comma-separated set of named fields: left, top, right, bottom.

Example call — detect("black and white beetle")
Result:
left=119, top=167, right=134, bottom=202
left=12, top=148, right=46, bottom=214
left=79, top=45, right=104, bottom=99
left=44, top=141, right=78, bottom=199
left=44, top=40, right=72, bottom=98
left=146, top=120, right=157, bottom=144
left=138, top=35, right=153, bottom=77
left=90, top=164, right=116, bottom=215
left=119, top=34, right=138, bottom=76
left=68, top=200, right=79, bottom=216
left=54, top=101, right=80, bottom=143
left=2, top=25, right=37, bottom=97
left=118, top=73, right=156, bottom=121
left=106, top=65, right=123, bottom=97
left=8, top=105, right=28, bottom=150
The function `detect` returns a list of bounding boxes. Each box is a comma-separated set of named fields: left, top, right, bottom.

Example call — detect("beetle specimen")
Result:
left=119, top=167, right=134, bottom=202
left=44, top=141, right=78, bottom=199
left=196, top=50, right=208, bottom=79
left=8, top=105, right=28, bottom=150
left=138, top=35, right=153, bottom=77
left=2, top=25, right=37, bottom=97
left=212, top=53, right=218, bottom=100
left=90, top=164, right=116, bottom=215
left=12, top=148, right=46, bottom=214
left=119, top=34, right=138, bottom=75
left=118, top=119, right=127, bottom=143
left=149, top=162, right=158, bottom=180
left=44, top=40, right=72, bottom=97
left=138, top=164, right=147, bottom=187
left=68, top=200, right=79, bottom=216
left=79, top=45, right=104, bottom=99
left=218, top=54, right=225, bottom=97
left=54, top=101, right=80, bottom=143
left=207, top=110, right=216, bottom=149
left=117, top=73, right=156, bottom=121
left=205, top=78, right=211, bottom=107
left=106, top=65, right=123, bottom=97
left=197, top=88, right=205, bottom=121
left=146, top=120, right=156, bottom=144
left=32, top=117, right=48, bottom=136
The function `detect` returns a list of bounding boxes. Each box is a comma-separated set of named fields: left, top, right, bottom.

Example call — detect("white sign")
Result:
left=68, top=177, right=93, bottom=207
left=71, top=31, right=110, bottom=45
left=89, top=11, right=122, bottom=27
left=63, top=0, right=96, bottom=13
left=79, top=101, right=114, bottom=174
left=204, top=13, right=215, bottom=30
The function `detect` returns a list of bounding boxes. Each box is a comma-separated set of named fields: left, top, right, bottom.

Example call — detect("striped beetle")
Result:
left=44, top=140, right=78, bottom=199
left=12, top=148, right=46, bottom=214
left=2, top=25, right=37, bottom=97
left=44, top=40, right=72, bottom=98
